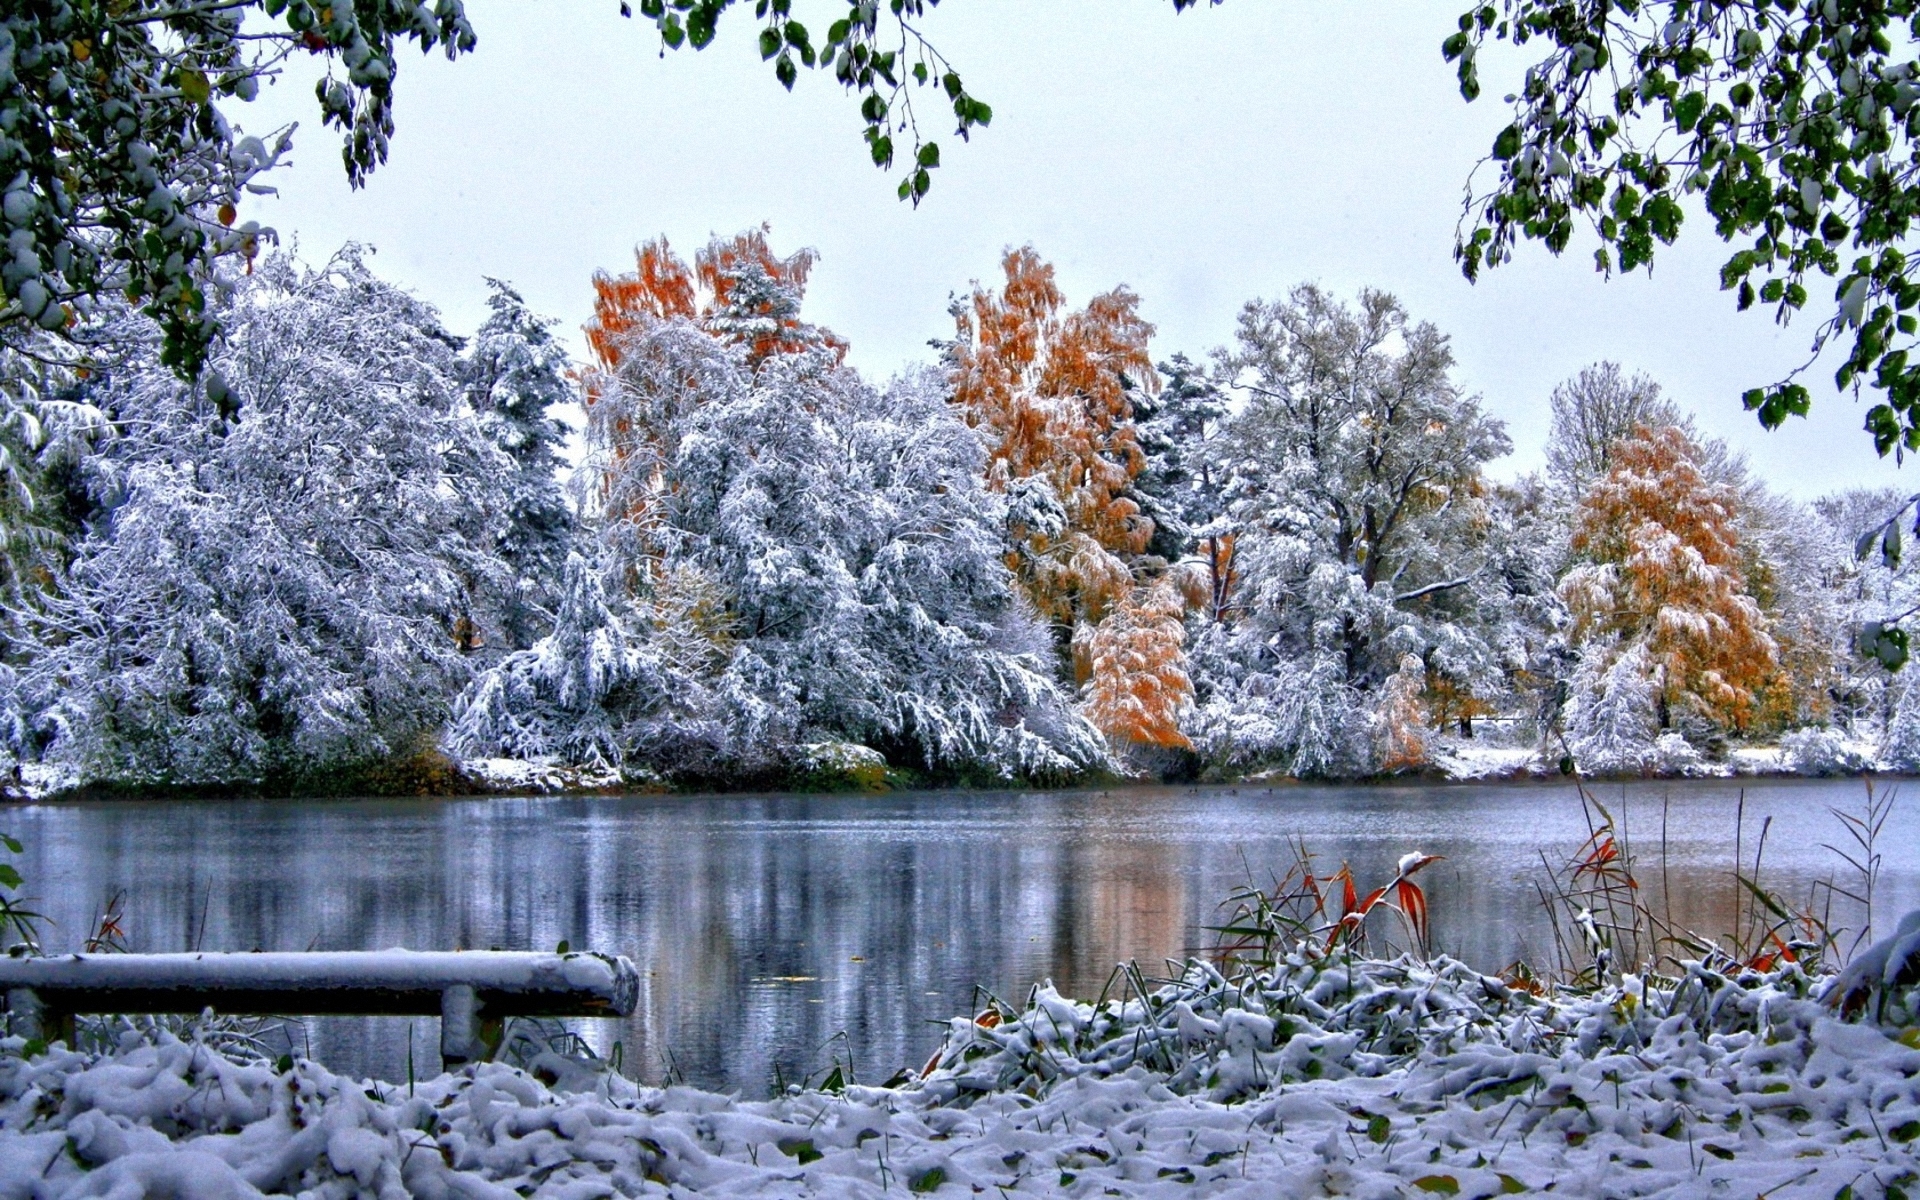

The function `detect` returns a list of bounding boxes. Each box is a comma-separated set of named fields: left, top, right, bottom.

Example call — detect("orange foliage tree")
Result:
left=1560, top=424, right=1779, bottom=733
left=1374, top=654, right=1431, bottom=771
left=1083, top=578, right=1194, bottom=750
left=949, top=246, right=1157, bottom=633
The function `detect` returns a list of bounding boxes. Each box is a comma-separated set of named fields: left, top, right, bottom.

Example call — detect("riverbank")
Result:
left=4, top=726, right=1894, bottom=802
left=2, top=949, right=1914, bottom=1197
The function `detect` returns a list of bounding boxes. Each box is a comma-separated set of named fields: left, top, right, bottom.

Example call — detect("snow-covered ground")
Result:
left=461, top=757, right=630, bottom=796
left=3, top=949, right=1915, bottom=1198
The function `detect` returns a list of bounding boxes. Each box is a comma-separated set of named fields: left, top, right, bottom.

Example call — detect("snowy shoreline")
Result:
left=5, top=746, right=1910, bottom=806
left=2, top=949, right=1915, bottom=1197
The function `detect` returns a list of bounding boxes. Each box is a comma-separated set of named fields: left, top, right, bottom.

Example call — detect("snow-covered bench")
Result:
left=0, top=949, right=639, bottom=1069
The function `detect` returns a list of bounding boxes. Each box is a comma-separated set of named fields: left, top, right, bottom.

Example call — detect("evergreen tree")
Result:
left=464, top=279, right=576, bottom=650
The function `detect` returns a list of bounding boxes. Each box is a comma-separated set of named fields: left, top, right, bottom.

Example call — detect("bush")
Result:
left=1780, top=727, right=1874, bottom=776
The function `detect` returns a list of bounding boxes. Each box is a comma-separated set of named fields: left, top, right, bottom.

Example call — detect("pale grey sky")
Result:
left=236, top=0, right=1909, bottom=498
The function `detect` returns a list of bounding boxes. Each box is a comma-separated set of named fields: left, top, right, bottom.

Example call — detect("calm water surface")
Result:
left=8, top=778, right=1918, bottom=1093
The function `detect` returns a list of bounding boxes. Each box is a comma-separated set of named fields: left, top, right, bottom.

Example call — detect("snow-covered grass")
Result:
left=3, top=944, right=1915, bottom=1198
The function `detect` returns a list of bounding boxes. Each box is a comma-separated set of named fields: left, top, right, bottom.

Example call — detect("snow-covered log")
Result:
left=0, top=950, right=638, bottom=1066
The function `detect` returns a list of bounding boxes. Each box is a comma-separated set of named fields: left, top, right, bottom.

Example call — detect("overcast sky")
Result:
left=235, top=0, right=1909, bottom=498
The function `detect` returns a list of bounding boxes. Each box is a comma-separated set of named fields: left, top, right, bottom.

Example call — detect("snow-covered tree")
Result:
left=1544, top=363, right=1680, bottom=493
left=1560, top=424, right=1778, bottom=738
left=1565, top=640, right=1662, bottom=774
left=13, top=250, right=514, bottom=788
left=464, top=279, right=575, bottom=650
left=1184, top=285, right=1515, bottom=775
left=1130, top=352, right=1237, bottom=624
left=1373, top=653, right=1430, bottom=771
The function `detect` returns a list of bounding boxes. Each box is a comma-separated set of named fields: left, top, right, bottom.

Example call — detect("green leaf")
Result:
left=916, top=142, right=940, bottom=168
left=1497, top=1176, right=1530, bottom=1195
left=555, top=938, right=570, bottom=954
left=909, top=1165, right=947, bottom=1193
left=777, top=1137, right=823, bottom=1163
left=0, top=865, right=19, bottom=890
left=1493, top=124, right=1523, bottom=160
left=1367, top=1113, right=1390, bottom=1144
left=0, top=835, right=20, bottom=854
left=1414, top=1177, right=1461, bottom=1195
left=179, top=69, right=211, bottom=105
left=1674, top=91, right=1705, bottom=132
left=759, top=27, right=781, bottom=59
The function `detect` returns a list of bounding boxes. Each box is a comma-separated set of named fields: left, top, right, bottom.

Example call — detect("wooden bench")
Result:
left=0, top=950, right=640, bottom=1070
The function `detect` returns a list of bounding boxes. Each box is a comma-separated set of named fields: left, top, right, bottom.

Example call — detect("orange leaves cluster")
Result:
left=585, top=226, right=844, bottom=377
left=1083, top=578, right=1194, bottom=749
left=950, top=247, right=1157, bottom=627
left=584, top=239, right=697, bottom=371
left=1562, top=424, right=1779, bottom=731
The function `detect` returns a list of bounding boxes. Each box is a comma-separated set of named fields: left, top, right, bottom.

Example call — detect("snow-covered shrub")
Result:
left=1566, top=642, right=1662, bottom=775
left=1780, top=726, right=1874, bottom=776
left=1186, top=632, right=1371, bottom=778
left=1648, top=730, right=1705, bottom=775
left=447, top=555, right=720, bottom=773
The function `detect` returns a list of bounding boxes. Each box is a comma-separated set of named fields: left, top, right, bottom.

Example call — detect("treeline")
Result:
left=0, top=230, right=1911, bottom=794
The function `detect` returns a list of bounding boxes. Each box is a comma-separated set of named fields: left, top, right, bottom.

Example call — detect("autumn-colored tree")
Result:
left=1374, top=654, right=1431, bottom=771
left=1084, top=578, right=1193, bottom=751
left=949, top=247, right=1157, bottom=631
left=1561, top=424, right=1779, bottom=733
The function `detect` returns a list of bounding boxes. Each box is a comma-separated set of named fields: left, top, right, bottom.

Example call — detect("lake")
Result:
left=6, top=777, right=1917, bottom=1094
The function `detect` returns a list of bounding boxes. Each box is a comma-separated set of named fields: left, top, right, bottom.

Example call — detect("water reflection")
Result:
left=9, top=779, right=1917, bottom=1093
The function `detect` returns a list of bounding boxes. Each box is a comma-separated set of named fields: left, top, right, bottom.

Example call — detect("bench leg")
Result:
left=441, top=984, right=480, bottom=1069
